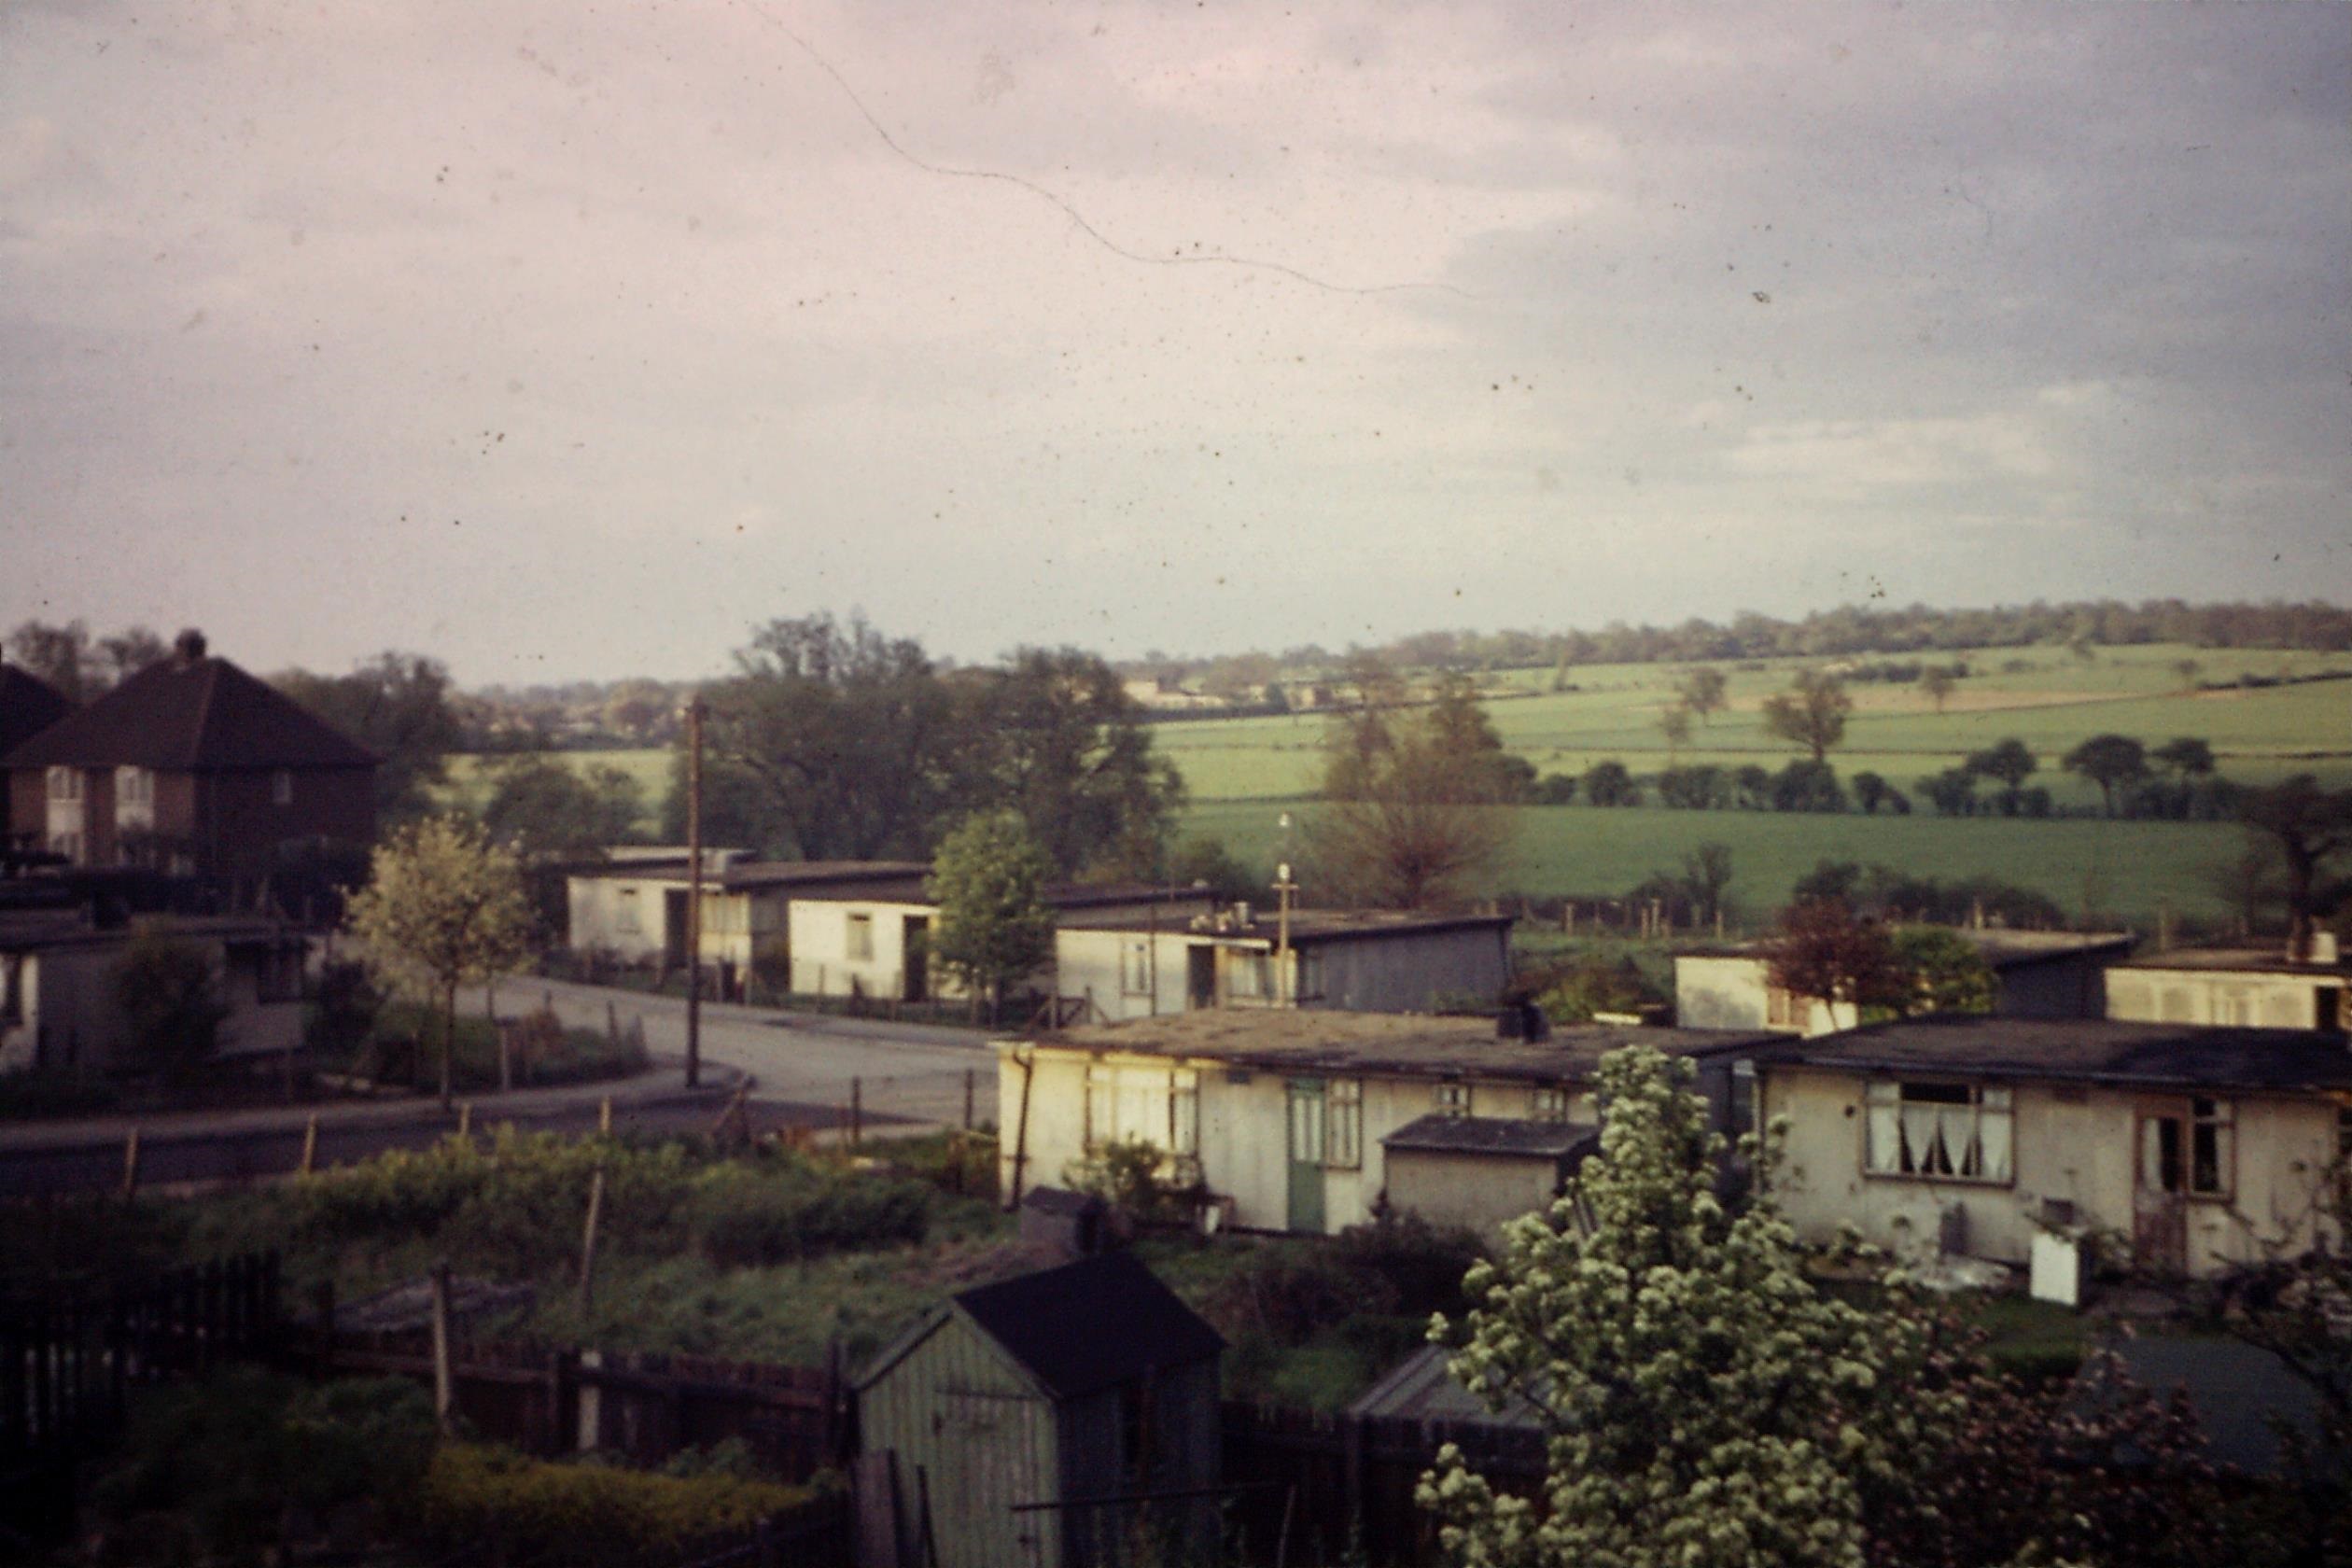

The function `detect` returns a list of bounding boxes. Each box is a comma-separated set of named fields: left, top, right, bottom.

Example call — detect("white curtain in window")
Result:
left=1866, top=1087, right=1901, bottom=1174
left=1976, top=1103, right=2012, bottom=1183
left=1937, top=1103, right=1978, bottom=1176
left=1901, top=1102, right=1944, bottom=1174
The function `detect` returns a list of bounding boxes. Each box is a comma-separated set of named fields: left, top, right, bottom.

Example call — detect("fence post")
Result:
left=120, top=1127, right=141, bottom=1200
left=457, top=1101, right=472, bottom=1140
left=963, top=1070, right=974, bottom=1132
left=849, top=1079, right=862, bottom=1149
left=429, top=1263, right=455, bottom=1432
left=598, top=1095, right=613, bottom=1136
left=300, top=1113, right=319, bottom=1176
left=578, top=1166, right=607, bottom=1319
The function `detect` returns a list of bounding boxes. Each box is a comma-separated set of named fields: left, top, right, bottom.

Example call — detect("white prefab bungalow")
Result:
left=2105, top=945, right=2349, bottom=1034
left=998, top=1012, right=1777, bottom=1237
left=0, top=911, right=307, bottom=1073
left=1754, top=1017, right=2352, bottom=1279
left=787, top=882, right=1216, bottom=1005
left=563, top=849, right=753, bottom=969
left=1673, top=928, right=2135, bottom=1037
left=1052, top=908, right=1515, bottom=1022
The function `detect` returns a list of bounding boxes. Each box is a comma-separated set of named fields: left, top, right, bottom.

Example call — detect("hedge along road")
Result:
left=0, top=981, right=1001, bottom=1197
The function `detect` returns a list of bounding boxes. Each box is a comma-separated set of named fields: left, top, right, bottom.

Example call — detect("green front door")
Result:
left=1286, top=1079, right=1327, bottom=1233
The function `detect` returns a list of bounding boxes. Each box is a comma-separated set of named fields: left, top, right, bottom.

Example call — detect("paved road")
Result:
left=0, top=981, right=1003, bottom=1197
left=479, top=977, right=1002, bottom=1128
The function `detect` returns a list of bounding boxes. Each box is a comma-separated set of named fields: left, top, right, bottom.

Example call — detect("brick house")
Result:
left=2, top=632, right=378, bottom=878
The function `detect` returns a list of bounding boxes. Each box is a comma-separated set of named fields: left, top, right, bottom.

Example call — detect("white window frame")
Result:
left=1863, top=1080, right=2013, bottom=1184
left=1531, top=1085, right=1573, bottom=1122
left=1434, top=1082, right=1471, bottom=1118
left=1325, top=1079, right=1362, bottom=1169
left=1226, top=949, right=1272, bottom=1001
left=1120, top=939, right=1153, bottom=997
left=46, top=767, right=79, bottom=802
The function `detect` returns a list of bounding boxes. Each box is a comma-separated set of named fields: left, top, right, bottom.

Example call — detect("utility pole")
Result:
left=685, top=694, right=706, bottom=1089
left=1273, top=860, right=1298, bottom=1005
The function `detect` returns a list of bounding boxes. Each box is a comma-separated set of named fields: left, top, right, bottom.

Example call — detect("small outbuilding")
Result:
left=1379, top=1113, right=1598, bottom=1238
left=854, top=1252, right=1225, bottom=1568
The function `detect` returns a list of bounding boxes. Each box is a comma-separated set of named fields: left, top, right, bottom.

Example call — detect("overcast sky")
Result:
left=3, top=1, right=2345, bottom=685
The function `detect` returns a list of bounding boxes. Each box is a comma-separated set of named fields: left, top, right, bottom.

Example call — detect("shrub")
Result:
left=415, top=1443, right=807, bottom=1568
left=690, top=1164, right=932, bottom=1267
left=1065, top=1135, right=1194, bottom=1225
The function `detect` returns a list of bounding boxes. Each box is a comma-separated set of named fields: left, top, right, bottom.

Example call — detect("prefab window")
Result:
left=1434, top=1082, right=1471, bottom=1118
left=846, top=913, right=874, bottom=961
left=2190, top=1098, right=2232, bottom=1197
left=1226, top=951, right=1272, bottom=1001
left=1121, top=939, right=1153, bottom=996
left=616, top=889, right=641, bottom=933
left=1532, top=1085, right=1573, bottom=1122
left=1864, top=1081, right=2013, bottom=1183
left=1325, top=1079, right=1362, bottom=1169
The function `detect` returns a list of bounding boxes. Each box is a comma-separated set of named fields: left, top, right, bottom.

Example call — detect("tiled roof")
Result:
left=0, top=665, right=75, bottom=757
left=1, top=654, right=377, bottom=771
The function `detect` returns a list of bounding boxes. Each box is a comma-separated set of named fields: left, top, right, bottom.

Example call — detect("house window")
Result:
left=1325, top=1079, right=1362, bottom=1169
left=2190, top=1098, right=2232, bottom=1197
left=1532, top=1085, right=1573, bottom=1122
left=1121, top=939, right=1153, bottom=996
left=1086, top=1063, right=1199, bottom=1157
left=1171, top=1070, right=1198, bottom=1156
left=846, top=913, right=874, bottom=961
left=615, top=889, right=641, bottom=934
left=1765, top=987, right=1804, bottom=1029
left=115, top=767, right=150, bottom=805
left=1434, top=1082, right=1471, bottom=1118
left=1295, top=949, right=1324, bottom=1000
left=1227, top=950, right=1272, bottom=1001
left=1863, top=1081, right=2013, bottom=1183
left=46, top=767, right=79, bottom=802
left=48, top=833, right=80, bottom=861
left=272, top=770, right=294, bottom=806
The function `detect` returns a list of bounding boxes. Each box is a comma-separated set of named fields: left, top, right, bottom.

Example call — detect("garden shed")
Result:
left=854, top=1251, right=1224, bottom=1568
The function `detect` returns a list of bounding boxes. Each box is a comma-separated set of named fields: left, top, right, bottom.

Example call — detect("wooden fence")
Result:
left=0, top=1252, right=284, bottom=1545
left=1219, top=1401, right=1546, bottom=1565
left=317, top=1326, right=852, bottom=1482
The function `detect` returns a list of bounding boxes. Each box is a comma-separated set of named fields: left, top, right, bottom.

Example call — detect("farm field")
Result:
left=1183, top=800, right=2250, bottom=932
left=441, top=747, right=674, bottom=833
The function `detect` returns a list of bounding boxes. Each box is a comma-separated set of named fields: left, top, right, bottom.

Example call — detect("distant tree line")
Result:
left=1118, top=596, right=2352, bottom=681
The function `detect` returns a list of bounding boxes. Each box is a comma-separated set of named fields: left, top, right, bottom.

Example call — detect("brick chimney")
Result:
left=173, top=628, right=208, bottom=666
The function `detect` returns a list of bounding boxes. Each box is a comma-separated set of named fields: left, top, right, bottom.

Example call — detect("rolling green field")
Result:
left=447, top=641, right=2346, bottom=927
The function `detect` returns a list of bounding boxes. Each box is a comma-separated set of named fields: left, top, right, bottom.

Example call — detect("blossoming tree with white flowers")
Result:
left=1419, top=1045, right=1954, bottom=1568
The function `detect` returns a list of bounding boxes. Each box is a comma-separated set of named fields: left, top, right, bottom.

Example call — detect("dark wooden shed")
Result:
left=854, top=1252, right=1224, bottom=1568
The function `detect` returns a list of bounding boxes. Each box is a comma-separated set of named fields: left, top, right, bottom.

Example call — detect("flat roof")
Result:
left=1678, top=928, right=2135, bottom=971
left=2111, top=946, right=2351, bottom=980
left=1381, top=1113, right=1598, bottom=1159
left=722, top=860, right=929, bottom=891
left=790, top=880, right=1218, bottom=910
left=1757, top=1016, right=2352, bottom=1095
left=1064, top=907, right=1515, bottom=944
left=0, top=914, right=296, bottom=953
left=1029, top=1011, right=1778, bottom=1085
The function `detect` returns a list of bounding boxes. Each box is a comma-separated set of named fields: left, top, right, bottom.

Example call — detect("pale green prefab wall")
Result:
left=1000, top=1044, right=1592, bottom=1234
left=2107, top=969, right=2339, bottom=1030
left=567, top=879, right=755, bottom=968
left=858, top=1314, right=1060, bottom=1568
left=1052, top=930, right=1211, bottom=1022
left=788, top=900, right=966, bottom=1001
left=1763, top=1066, right=2345, bottom=1277
left=1674, top=956, right=1850, bottom=1035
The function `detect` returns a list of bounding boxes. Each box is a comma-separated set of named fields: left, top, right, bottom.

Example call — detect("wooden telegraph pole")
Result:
left=685, top=693, right=706, bottom=1089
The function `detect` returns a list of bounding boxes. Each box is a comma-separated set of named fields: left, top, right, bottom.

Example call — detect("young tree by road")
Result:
left=344, top=815, right=536, bottom=1106
left=1759, top=668, right=1852, bottom=763
left=927, top=811, right=1057, bottom=1023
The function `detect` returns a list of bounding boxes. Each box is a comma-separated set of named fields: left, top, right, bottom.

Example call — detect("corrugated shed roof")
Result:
left=0, top=665, right=75, bottom=757
left=949, top=1252, right=1223, bottom=1400
left=1, top=654, right=377, bottom=771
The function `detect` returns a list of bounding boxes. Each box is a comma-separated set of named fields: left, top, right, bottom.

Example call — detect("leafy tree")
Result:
left=2151, top=736, right=2217, bottom=780
left=1306, top=672, right=1518, bottom=909
left=1964, top=738, right=2037, bottom=792
left=112, top=929, right=233, bottom=1082
left=1656, top=764, right=1727, bottom=810
left=927, top=811, right=1056, bottom=1019
left=2204, top=835, right=2287, bottom=937
left=1919, top=665, right=1957, bottom=714
left=1770, top=760, right=1846, bottom=814
left=1885, top=928, right=1996, bottom=1016
left=1765, top=898, right=1909, bottom=1021
left=1421, top=1045, right=1953, bottom=1568
left=1583, top=760, right=1640, bottom=808
left=1657, top=702, right=1692, bottom=756
left=1732, top=763, right=1771, bottom=810
left=479, top=755, right=645, bottom=861
left=1164, top=837, right=1261, bottom=903
left=1759, top=669, right=1852, bottom=763
left=1681, top=843, right=1733, bottom=928
left=344, top=815, right=536, bottom=1105
left=2237, top=774, right=2352, bottom=959
left=1851, top=771, right=1888, bottom=815
left=697, top=613, right=959, bottom=861
left=1530, top=955, right=1664, bottom=1024
left=274, top=652, right=466, bottom=826
left=1530, top=773, right=1578, bottom=806
left=958, top=646, right=1187, bottom=878
left=1675, top=666, right=1729, bottom=725
left=5, top=618, right=168, bottom=701
left=2063, top=734, right=2149, bottom=817
left=1917, top=767, right=1980, bottom=818
left=2173, top=657, right=2204, bottom=688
